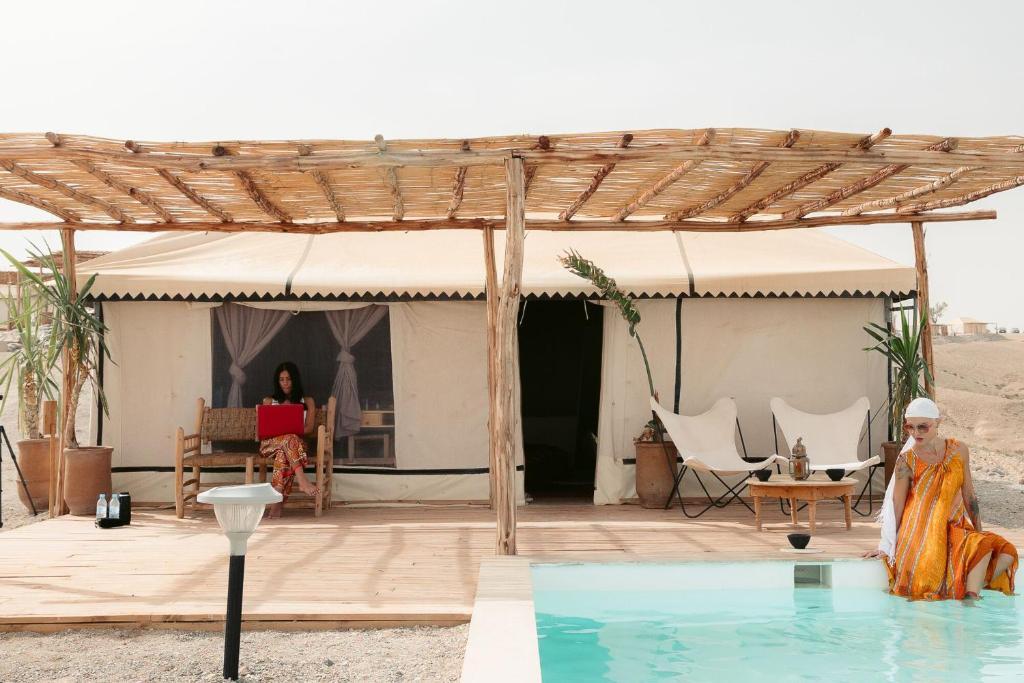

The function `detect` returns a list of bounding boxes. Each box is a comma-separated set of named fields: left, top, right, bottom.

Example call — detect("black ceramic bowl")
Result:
left=787, top=533, right=811, bottom=550
left=754, top=469, right=772, bottom=482
left=826, top=468, right=845, bottom=481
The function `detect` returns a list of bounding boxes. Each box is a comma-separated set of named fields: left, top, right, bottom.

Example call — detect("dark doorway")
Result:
left=518, top=300, right=603, bottom=500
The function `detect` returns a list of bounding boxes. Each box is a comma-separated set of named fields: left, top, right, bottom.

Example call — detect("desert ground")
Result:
left=0, top=335, right=1021, bottom=681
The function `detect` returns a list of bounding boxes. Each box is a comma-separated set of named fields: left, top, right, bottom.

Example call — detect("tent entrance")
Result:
left=518, top=300, right=603, bottom=501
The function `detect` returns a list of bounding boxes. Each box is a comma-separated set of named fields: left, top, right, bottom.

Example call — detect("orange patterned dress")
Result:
left=259, top=433, right=308, bottom=502
left=887, top=438, right=1017, bottom=600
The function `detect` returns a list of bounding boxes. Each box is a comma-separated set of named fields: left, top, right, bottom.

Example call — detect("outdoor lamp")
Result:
left=198, top=483, right=282, bottom=681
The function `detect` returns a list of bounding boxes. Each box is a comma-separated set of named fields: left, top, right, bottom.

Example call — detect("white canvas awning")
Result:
left=79, top=229, right=914, bottom=300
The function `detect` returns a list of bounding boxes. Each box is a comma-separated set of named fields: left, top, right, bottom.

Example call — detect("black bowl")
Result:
left=787, top=533, right=811, bottom=550
left=754, top=469, right=772, bottom=482
left=826, top=468, right=845, bottom=481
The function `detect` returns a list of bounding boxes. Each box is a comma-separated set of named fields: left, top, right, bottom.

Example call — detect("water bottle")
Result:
left=96, top=494, right=108, bottom=520
left=108, top=493, right=120, bottom=521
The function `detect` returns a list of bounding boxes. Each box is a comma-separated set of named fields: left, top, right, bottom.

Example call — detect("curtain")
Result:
left=325, top=306, right=388, bottom=436
left=214, top=303, right=290, bottom=407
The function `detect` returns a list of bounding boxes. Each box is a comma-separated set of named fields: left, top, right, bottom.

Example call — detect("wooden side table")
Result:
left=746, top=477, right=856, bottom=532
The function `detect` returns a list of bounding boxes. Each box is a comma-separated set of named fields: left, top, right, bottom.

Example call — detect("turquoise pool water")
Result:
left=532, top=562, right=1024, bottom=682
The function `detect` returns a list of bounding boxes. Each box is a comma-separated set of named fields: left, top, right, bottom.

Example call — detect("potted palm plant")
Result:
left=559, top=251, right=677, bottom=508
left=0, top=283, right=59, bottom=512
left=863, top=308, right=933, bottom=485
left=3, top=243, right=112, bottom=515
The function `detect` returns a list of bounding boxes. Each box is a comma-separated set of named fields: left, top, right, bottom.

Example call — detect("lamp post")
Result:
left=198, top=483, right=282, bottom=681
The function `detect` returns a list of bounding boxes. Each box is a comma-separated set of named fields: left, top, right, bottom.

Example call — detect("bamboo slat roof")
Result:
left=0, top=128, right=1022, bottom=231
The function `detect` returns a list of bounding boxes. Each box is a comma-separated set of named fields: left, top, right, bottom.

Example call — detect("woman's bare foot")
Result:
left=265, top=501, right=283, bottom=519
left=861, top=549, right=886, bottom=559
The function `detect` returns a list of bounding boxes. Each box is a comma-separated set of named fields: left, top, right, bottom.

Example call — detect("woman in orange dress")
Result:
left=866, top=398, right=1017, bottom=600
left=261, top=362, right=319, bottom=518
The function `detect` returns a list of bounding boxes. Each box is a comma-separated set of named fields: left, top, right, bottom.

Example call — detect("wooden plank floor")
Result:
left=1, top=501, right=1020, bottom=630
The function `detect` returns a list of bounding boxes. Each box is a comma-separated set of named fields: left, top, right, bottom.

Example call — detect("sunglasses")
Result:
left=903, top=422, right=933, bottom=434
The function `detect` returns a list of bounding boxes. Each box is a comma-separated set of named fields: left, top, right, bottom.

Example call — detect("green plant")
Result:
left=559, top=250, right=655, bottom=396
left=0, top=283, right=59, bottom=438
left=2, top=241, right=110, bottom=448
left=863, top=308, right=933, bottom=440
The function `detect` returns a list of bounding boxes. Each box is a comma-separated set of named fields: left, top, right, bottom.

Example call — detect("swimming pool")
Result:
left=532, top=562, right=1024, bottom=682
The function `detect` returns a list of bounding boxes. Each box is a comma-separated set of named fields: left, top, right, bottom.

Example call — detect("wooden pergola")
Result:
left=2, top=127, right=1022, bottom=554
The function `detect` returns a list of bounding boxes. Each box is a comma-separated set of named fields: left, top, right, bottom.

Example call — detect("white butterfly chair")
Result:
left=651, top=397, right=788, bottom=518
left=770, top=396, right=881, bottom=515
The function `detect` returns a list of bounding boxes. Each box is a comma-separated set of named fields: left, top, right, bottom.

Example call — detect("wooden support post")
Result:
left=483, top=226, right=499, bottom=509
left=42, top=400, right=58, bottom=517
left=55, top=228, right=78, bottom=515
left=911, top=221, right=935, bottom=396
left=492, top=156, right=526, bottom=555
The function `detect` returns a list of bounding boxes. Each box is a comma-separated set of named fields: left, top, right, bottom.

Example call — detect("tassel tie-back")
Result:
left=229, top=363, right=247, bottom=384
left=336, top=350, right=356, bottom=364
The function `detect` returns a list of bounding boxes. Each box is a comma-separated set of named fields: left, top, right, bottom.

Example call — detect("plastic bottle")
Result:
left=96, top=493, right=108, bottom=520
left=108, top=493, right=120, bottom=521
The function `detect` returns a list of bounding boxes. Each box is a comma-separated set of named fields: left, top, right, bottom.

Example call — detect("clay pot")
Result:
left=63, top=447, right=113, bottom=516
left=882, top=441, right=901, bottom=487
left=15, top=438, right=51, bottom=512
left=635, top=440, right=678, bottom=509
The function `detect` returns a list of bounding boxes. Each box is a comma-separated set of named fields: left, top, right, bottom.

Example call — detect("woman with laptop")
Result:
left=259, top=361, right=320, bottom=518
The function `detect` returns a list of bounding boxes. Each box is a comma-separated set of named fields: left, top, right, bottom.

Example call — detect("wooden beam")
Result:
left=523, top=136, right=551, bottom=197
left=375, top=135, right=404, bottom=221
left=896, top=175, right=1024, bottom=213
left=844, top=166, right=977, bottom=215
left=613, top=129, right=714, bottom=221
left=731, top=128, right=892, bottom=222
left=299, top=145, right=345, bottom=222
left=0, top=210, right=997, bottom=235
left=666, top=129, right=799, bottom=221
left=559, top=133, right=633, bottom=221
left=12, top=137, right=1024, bottom=172
left=783, top=138, right=957, bottom=220
left=126, top=141, right=234, bottom=222
left=494, top=156, right=526, bottom=556
left=0, top=160, right=134, bottom=223
left=0, top=185, right=80, bottom=221
left=482, top=226, right=499, bottom=509
left=446, top=140, right=471, bottom=219
left=213, top=145, right=293, bottom=223
left=46, top=132, right=175, bottom=222
left=911, top=222, right=935, bottom=397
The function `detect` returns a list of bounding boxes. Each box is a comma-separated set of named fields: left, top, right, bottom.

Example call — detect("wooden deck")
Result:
left=1, top=501, right=1020, bottom=631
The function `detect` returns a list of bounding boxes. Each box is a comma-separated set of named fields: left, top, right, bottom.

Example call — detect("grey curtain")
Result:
left=214, top=303, right=290, bottom=407
left=325, top=306, right=388, bottom=436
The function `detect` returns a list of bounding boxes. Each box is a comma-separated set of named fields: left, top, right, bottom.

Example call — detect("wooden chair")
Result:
left=174, top=396, right=336, bottom=518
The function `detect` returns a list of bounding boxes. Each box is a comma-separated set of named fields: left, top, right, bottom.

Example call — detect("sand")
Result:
left=0, top=336, right=1021, bottom=681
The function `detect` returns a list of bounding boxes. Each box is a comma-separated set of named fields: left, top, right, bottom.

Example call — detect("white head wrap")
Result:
left=877, top=398, right=939, bottom=557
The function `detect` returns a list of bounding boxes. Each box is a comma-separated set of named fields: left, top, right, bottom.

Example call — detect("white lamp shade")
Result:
left=198, top=483, right=283, bottom=555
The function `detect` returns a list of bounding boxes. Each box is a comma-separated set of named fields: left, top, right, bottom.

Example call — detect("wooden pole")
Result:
left=42, top=400, right=57, bottom=517
left=482, top=226, right=499, bottom=509
left=493, top=156, right=526, bottom=555
left=911, top=221, right=935, bottom=397
left=56, top=228, right=78, bottom=515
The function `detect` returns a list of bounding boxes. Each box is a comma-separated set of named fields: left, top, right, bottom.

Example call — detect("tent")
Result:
left=80, top=228, right=913, bottom=505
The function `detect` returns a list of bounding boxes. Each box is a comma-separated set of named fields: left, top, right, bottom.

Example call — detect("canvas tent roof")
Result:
left=78, top=229, right=914, bottom=300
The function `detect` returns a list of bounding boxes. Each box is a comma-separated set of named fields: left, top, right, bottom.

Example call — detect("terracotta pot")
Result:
left=15, top=438, right=51, bottom=512
left=635, top=440, right=678, bottom=509
left=882, top=441, right=901, bottom=487
left=63, top=447, right=113, bottom=516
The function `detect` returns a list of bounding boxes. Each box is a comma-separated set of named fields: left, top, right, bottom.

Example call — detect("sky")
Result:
left=2, top=0, right=1022, bottom=327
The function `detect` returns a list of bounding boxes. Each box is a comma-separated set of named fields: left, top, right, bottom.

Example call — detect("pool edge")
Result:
left=460, top=557, right=542, bottom=683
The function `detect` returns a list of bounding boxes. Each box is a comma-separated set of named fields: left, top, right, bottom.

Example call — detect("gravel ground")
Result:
left=0, top=626, right=469, bottom=683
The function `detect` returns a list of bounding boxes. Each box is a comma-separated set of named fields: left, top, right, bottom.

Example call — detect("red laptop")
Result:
left=257, top=404, right=305, bottom=440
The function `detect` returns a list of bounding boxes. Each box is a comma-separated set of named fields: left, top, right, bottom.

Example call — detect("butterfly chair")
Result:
left=651, top=397, right=788, bottom=518
left=770, top=396, right=881, bottom=516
